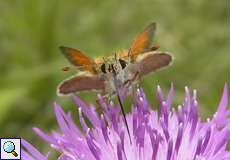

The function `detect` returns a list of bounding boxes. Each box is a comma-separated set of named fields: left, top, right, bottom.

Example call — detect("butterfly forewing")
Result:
left=129, top=22, right=156, bottom=62
left=58, top=75, right=106, bottom=95
left=60, top=46, right=96, bottom=73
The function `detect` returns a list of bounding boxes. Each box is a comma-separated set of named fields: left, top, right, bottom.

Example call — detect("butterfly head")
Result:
left=100, top=54, right=128, bottom=75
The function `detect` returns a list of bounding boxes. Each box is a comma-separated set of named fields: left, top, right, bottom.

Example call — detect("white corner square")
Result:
left=0, top=138, right=21, bottom=160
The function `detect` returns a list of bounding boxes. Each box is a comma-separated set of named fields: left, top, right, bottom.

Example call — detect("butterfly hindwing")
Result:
left=135, top=51, right=172, bottom=76
left=57, top=74, right=106, bottom=95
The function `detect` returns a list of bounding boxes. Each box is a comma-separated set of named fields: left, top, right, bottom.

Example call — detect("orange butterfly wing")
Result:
left=60, top=46, right=96, bottom=73
left=129, top=22, right=156, bottom=62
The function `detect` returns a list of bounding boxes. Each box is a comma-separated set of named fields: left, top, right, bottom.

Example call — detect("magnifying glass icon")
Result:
left=3, top=141, right=18, bottom=157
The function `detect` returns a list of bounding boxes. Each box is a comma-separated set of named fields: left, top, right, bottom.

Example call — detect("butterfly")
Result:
left=57, top=22, right=172, bottom=142
left=57, top=22, right=172, bottom=97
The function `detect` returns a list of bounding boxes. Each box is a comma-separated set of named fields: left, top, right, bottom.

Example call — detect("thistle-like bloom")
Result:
left=22, top=84, right=230, bottom=160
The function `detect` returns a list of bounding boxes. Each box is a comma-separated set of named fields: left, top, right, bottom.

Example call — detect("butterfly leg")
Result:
left=123, top=71, right=141, bottom=104
left=124, top=71, right=140, bottom=86
left=95, top=93, right=111, bottom=114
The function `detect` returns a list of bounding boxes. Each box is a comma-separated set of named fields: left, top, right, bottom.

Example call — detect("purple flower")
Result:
left=22, top=84, right=230, bottom=160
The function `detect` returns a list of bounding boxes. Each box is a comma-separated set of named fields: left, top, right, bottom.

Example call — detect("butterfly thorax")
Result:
left=98, top=55, right=137, bottom=95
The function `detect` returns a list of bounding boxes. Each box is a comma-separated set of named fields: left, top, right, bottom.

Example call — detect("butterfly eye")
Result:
left=101, top=63, right=106, bottom=73
left=119, top=59, right=128, bottom=69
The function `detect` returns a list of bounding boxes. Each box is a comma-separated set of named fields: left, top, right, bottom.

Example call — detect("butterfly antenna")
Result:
left=127, top=49, right=132, bottom=63
left=114, top=52, right=118, bottom=61
left=103, top=56, right=107, bottom=63
left=117, top=92, right=132, bottom=144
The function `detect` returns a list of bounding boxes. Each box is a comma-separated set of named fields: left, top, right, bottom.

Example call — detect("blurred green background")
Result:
left=0, top=0, right=230, bottom=154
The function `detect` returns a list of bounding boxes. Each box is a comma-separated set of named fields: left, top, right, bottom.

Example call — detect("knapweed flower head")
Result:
left=22, top=84, right=230, bottom=160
